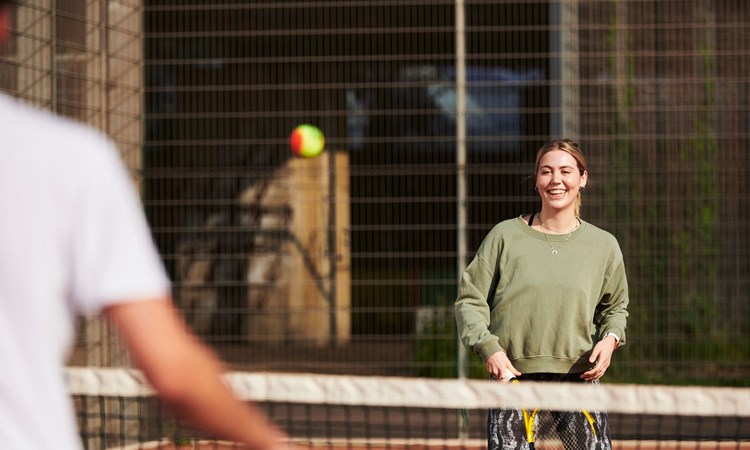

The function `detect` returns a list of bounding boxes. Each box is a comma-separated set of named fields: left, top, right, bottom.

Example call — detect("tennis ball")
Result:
left=289, top=124, right=325, bottom=158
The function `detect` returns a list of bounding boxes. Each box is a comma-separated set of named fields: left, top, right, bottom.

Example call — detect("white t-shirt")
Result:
left=0, top=95, right=170, bottom=449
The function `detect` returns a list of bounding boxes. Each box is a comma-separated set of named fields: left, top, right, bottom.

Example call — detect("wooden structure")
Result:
left=242, top=152, right=351, bottom=345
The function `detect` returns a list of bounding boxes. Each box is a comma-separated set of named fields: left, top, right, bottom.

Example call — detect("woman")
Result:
left=454, top=139, right=629, bottom=450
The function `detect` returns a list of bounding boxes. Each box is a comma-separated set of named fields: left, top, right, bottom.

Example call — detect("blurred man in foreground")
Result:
left=0, top=1, right=290, bottom=448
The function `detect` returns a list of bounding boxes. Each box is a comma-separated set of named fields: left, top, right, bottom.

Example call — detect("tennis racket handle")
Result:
left=503, top=368, right=516, bottom=381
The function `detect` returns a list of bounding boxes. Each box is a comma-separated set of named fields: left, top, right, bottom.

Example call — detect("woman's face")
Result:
left=535, top=149, right=588, bottom=213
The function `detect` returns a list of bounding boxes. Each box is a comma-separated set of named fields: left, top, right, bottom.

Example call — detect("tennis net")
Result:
left=67, top=367, right=750, bottom=450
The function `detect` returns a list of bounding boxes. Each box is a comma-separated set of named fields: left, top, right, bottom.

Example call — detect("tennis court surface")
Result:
left=67, top=368, right=750, bottom=449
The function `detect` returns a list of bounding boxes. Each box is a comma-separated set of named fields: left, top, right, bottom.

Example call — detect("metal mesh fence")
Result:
left=0, top=0, right=143, bottom=171
left=1, top=0, right=748, bottom=385
left=142, top=0, right=750, bottom=384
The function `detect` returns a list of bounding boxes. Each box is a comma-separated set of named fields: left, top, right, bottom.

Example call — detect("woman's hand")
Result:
left=581, top=335, right=618, bottom=381
left=485, top=351, right=521, bottom=383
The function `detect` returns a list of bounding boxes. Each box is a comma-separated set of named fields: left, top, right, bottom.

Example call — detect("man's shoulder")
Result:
left=0, top=94, right=111, bottom=151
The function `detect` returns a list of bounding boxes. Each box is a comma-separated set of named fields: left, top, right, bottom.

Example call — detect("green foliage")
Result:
left=173, top=437, right=193, bottom=447
left=172, top=428, right=193, bottom=446
left=413, top=307, right=486, bottom=379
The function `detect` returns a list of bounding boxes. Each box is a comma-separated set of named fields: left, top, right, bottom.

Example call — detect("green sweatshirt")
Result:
left=455, top=216, right=629, bottom=374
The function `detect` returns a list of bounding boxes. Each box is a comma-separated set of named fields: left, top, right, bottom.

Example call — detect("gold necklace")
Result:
left=539, top=219, right=580, bottom=255
left=544, top=231, right=573, bottom=255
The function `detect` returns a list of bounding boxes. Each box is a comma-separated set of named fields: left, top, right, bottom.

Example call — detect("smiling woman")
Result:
left=533, top=139, right=588, bottom=226
left=455, top=139, right=630, bottom=450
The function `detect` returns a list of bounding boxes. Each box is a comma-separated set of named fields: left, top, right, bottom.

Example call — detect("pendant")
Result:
left=551, top=249, right=558, bottom=255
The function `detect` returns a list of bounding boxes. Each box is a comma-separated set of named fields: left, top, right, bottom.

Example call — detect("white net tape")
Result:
left=66, top=367, right=750, bottom=417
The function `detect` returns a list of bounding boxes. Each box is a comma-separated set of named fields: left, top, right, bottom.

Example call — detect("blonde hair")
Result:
left=533, top=139, right=588, bottom=218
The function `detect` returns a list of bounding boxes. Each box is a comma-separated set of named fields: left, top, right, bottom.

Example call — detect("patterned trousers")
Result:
left=487, top=373, right=612, bottom=450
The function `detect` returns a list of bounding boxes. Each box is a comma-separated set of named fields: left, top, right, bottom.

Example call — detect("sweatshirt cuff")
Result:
left=601, top=328, right=625, bottom=347
left=478, top=340, right=504, bottom=362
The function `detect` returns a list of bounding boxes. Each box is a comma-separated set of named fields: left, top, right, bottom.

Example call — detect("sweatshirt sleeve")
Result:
left=454, top=233, right=503, bottom=362
left=594, top=242, right=630, bottom=347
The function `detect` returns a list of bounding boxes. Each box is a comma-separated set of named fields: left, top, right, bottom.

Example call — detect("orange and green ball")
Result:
left=289, top=124, right=325, bottom=158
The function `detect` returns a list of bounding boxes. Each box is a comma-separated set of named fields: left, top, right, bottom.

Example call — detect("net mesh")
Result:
left=67, top=367, right=750, bottom=450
